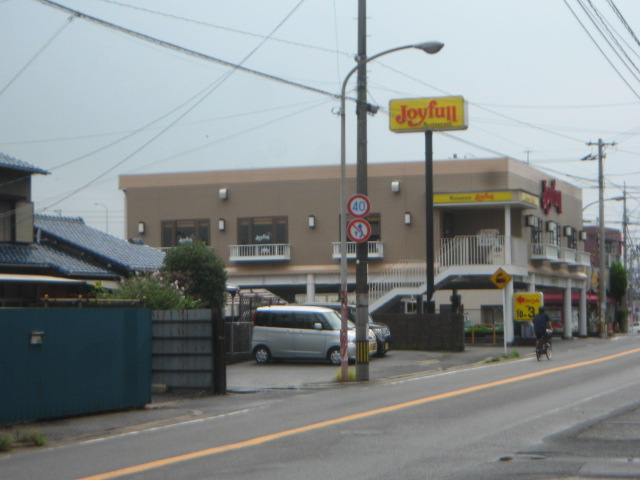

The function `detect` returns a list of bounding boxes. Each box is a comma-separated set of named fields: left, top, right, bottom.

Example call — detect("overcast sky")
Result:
left=1, top=0, right=639, bottom=240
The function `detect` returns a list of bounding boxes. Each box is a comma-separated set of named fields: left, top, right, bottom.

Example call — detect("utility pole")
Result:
left=355, top=0, right=369, bottom=381
left=622, top=183, right=628, bottom=332
left=585, top=138, right=616, bottom=338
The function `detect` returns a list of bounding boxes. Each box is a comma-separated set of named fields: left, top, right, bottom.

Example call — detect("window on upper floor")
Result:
left=238, top=216, right=288, bottom=245
left=549, top=222, right=560, bottom=246
left=530, top=217, right=543, bottom=244
left=161, top=219, right=210, bottom=247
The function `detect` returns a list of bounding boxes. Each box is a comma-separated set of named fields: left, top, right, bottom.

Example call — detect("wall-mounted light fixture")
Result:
left=546, top=221, right=556, bottom=232
left=308, top=214, right=315, bottom=228
left=391, top=181, right=401, bottom=193
left=218, top=218, right=225, bottom=231
left=564, top=226, right=572, bottom=237
left=404, top=212, right=412, bottom=225
left=137, top=221, right=145, bottom=234
left=525, top=215, right=536, bottom=227
left=579, top=230, right=587, bottom=241
left=219, top=188, right=228, bottom=200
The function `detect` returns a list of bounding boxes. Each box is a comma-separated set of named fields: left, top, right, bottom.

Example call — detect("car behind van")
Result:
left=298, top=303, right=392, bottom=356
left=251, top=305, right=376, bottom=365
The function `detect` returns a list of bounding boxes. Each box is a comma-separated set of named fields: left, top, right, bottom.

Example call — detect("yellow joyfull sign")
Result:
left=490, top=268, right=512, bottom=289
left=389, top=96, right=468, bottom=132
left=513, top=292, right=543, bottom=322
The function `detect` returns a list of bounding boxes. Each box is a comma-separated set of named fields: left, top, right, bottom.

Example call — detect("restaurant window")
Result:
left=549, top=222, right=560, bottom=247
left=530, top=217, right=543, bottom=244
left=161, top=219, right=210, bottom=247
left=238, top=217, right=288, bottom=245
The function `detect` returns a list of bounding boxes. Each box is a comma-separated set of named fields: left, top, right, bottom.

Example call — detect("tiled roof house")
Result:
left=0, top=153, right=164, bottom=305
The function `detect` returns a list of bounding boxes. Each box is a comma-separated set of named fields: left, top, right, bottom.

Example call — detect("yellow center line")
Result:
left=78, top=347, right=640, bottom=480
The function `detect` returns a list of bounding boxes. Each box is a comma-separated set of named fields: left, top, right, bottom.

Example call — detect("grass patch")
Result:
left=334, top=367, right=356, bottom=381
left=0, top=433, right=14, bottom=452
left=16, top=429, right=46, bottom=447
left=486, top=350, right=520, bottom=363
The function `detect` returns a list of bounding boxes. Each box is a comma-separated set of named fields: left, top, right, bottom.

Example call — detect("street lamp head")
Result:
left=413, top=41, right=444, bottom=55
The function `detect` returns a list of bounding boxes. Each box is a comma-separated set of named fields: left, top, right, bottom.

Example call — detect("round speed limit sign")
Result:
left=347, top=218, right=371, bottom=242
left=347, top=194, right=371, bottom=218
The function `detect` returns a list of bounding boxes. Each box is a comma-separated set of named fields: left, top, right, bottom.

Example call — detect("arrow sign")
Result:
left=347, top=218, right=371, bottom=242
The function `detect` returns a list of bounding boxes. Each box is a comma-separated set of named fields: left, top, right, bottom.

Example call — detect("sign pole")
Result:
left=502, top=287, right=508, bottom=356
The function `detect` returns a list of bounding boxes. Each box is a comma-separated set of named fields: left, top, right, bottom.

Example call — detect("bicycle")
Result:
left=535, top=329, right=552, bottom=361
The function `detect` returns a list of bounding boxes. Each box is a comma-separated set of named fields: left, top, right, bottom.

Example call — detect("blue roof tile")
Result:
left=34, top=214, right=164, bottom=272
left=0, top=243, right=115, bottom=276
left=0, top=153, right=49, bottom=175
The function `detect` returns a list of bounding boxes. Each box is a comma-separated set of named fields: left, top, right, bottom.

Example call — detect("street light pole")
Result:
left=95, top=202, right=109, bottom=234
left=339, top=40, right=444, bottom=381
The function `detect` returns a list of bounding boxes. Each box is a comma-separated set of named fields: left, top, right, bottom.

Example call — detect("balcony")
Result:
left=229, top=244, right=291, bottom=262
left=559, top=247, right=577, bottom=264
left=577, top=251, right=591, bottom=267
left=530, top=243, right=560, bottom=262
left=332, top=241, right=384, bottom=260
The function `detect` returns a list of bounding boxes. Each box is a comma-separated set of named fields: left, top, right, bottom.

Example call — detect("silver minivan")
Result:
left=251, top=305, right=376, bottom=365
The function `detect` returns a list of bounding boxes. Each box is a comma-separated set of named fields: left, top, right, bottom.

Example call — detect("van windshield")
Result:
left=324, top=310, right=356, bottom=331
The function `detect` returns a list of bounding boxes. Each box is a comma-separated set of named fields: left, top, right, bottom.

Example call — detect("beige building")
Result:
left=120, top=157, right=591, bottom=343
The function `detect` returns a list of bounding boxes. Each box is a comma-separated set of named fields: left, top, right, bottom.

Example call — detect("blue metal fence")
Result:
left=0, top=308, right=151, bottom=424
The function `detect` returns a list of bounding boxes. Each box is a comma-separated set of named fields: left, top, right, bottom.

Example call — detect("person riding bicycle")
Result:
left=533, top=307, right=552, bottom=347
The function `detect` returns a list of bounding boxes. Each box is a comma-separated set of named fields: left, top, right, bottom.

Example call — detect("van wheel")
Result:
left=253, top=346, right=271, bottom=364
left=328, top=347, right=341, bottom=366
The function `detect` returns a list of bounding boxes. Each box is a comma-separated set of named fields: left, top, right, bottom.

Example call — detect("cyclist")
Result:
left=533, top=307, right=552, bottom=350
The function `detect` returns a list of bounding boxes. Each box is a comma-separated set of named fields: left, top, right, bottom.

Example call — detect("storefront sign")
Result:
left=434, top=191, right=512, bottom=204
left=389, top=96, right=468, bottom=132
left=514, top=292, right=543, bottom=321
left=541, top=179, right=562, bottom=214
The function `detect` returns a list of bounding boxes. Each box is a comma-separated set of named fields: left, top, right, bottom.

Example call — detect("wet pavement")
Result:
left=0, top=337, right=631, bottom=452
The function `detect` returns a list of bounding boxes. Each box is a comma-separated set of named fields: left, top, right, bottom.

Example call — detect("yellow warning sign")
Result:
left=490, top=268, right=512, bottom=289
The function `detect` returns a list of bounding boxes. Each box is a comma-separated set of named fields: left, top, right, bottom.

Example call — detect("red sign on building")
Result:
left=541, top=179, right=562, bottom=214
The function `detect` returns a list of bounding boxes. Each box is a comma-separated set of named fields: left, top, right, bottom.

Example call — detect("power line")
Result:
left=564, top=0, right=640, bottom=100
left=0, top=14, right=73, bottom=96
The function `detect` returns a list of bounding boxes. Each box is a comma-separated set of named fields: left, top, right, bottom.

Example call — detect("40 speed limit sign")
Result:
left=514, top=292, right=543, bottom=321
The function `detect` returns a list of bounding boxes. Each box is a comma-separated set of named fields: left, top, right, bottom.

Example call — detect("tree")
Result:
left=609, top=262, right=628, bottom=304
left=162, top=240, right=228, bottom=310
left=609, top=262, right=628, bottom=332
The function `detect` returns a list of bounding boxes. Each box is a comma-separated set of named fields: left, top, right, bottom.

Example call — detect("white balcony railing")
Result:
left=531, top=243, right=560, bottom=262
left=229, top=244, right=291, bottom=262
left=560, top=247, right=577, bottom=264
left=577, top=251, right=591, bottom=267
left=331, top=241, right=384, bottom=259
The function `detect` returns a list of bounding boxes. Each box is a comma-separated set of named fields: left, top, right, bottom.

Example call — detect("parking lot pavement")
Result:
left=226, top=344, right=526, bottom=392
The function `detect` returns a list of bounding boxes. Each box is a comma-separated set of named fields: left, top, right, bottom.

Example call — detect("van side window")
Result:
left=271, top=313, right=292, bottom=328
left=292, top=313, right=322, bottom=329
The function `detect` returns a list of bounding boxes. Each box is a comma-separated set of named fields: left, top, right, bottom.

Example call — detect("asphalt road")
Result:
left=2, top=335, right=639, bottom=479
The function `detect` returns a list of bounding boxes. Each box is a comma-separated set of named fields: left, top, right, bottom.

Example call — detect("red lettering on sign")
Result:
left=541, top=179, right=562, bottom=214
left=394, top=100, right=458, bottom=127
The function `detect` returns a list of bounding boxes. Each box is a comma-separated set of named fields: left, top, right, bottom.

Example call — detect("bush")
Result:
left=162, top=240, right=227, bottom=309
left=97, top=271, right=200, bottom=310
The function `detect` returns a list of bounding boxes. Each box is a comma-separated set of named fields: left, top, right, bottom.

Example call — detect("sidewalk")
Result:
left=0, top=337, right=602, bottom=451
